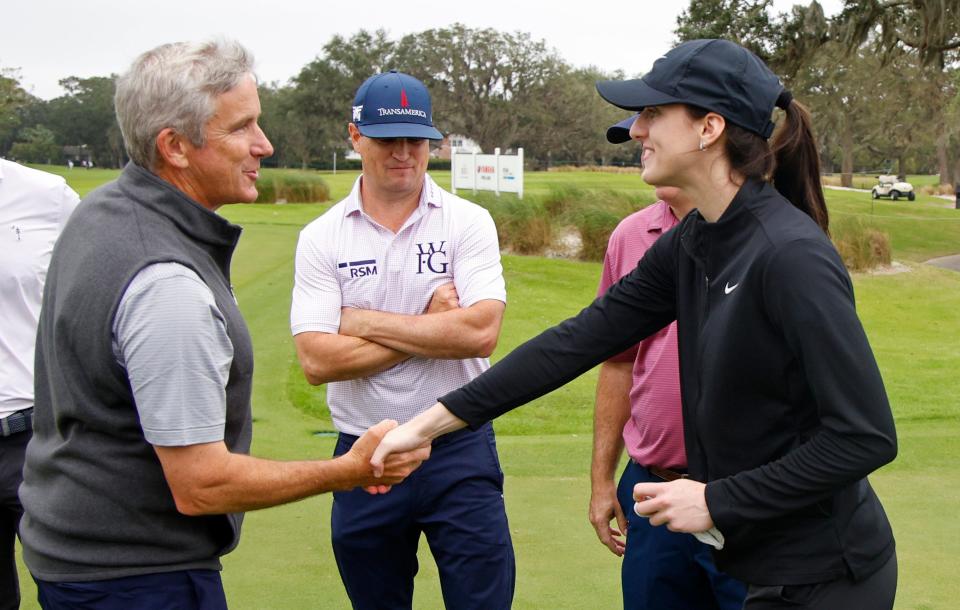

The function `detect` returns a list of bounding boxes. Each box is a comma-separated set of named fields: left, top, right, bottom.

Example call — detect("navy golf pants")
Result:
left=35, top=570, right=227, bottom=609
left=617, top=461, right=747, bottom=610
left=331, top=423, right=515, bottom=610
left=0, top=430, right=29, bottom=610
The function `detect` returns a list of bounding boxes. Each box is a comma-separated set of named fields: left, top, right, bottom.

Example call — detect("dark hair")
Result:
left=686, top=102, right=829, bottom=234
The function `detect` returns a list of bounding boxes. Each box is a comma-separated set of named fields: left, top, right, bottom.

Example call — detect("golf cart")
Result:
left=871, top=175, right=915, bottom=201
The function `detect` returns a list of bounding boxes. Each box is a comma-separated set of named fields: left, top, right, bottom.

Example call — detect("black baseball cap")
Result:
left=596, top=39, right=784, bottom=139
left=606, top=114, right=638, bottom=144
left=351, top=70, right=443, bottom=140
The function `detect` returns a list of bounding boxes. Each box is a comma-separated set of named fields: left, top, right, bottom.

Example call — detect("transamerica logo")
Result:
left=377, top=108, right=428, bottom=119
left=415, top=241, right=448, bottom=274
left=352, top=105, right=363, bottom=121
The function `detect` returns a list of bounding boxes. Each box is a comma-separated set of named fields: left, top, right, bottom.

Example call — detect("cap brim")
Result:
left=596, top=78, right=683, bottom=112
left=357, top=122, right=443, bottom=141
left=606, top=114, right=639, bottom=144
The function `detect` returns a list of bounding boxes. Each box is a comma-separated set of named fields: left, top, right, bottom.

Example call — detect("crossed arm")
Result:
left=295, top=283, right=505, bottom=385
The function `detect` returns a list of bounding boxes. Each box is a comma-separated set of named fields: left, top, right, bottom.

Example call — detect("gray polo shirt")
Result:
left=112, top=262, right=232, bottom=446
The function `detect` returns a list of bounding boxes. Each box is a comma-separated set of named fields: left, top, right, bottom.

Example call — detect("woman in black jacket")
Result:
left=371, top=39, right=898, bottom=608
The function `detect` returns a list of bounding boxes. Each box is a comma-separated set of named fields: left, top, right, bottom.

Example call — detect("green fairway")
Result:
left=15, top=166, right=960, bottom=608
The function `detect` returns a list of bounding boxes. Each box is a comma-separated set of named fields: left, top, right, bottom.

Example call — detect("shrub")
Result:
left=543, top=186, right=586, bottom=219
left=919, top=183, right=956, bottom=196
left=464, top=187, right=654, bottom=259
left=571, top=206, right=621, bottom=261
left=255, top=170, right=330, bottom=204
left=832, top=219, right=892, bottom=272
left=470, top=192, right=553, bottom=255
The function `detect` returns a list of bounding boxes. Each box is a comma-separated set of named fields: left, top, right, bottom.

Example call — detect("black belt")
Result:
left=0, top=408, right=33, bottom=437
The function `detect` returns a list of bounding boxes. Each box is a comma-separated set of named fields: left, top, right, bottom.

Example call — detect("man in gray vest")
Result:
left=18, top=39, right=429, bottom=610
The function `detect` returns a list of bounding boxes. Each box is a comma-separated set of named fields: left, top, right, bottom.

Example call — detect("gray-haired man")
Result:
left=19, top=39, right=428, bottom=610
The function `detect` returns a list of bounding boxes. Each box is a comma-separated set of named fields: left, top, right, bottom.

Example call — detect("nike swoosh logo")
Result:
left=724, top=282, right=739, bottom=295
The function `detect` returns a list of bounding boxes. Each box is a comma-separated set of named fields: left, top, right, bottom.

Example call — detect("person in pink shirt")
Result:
left=588, top=116, right=745, bottom=610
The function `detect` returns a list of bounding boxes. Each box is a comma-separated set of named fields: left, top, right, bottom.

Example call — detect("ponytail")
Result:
left=770, top=100, right=829, bottom=234
left=685, top=98, right=830, bottom=235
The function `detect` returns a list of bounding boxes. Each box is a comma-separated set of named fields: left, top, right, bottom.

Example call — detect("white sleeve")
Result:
left=114, top=263, right=232, bottom=446
left=57, top=182, right=80, bottom=226
left=290, top=227, right=342, bottom=335
left=453, top=208, right=506, bottom=307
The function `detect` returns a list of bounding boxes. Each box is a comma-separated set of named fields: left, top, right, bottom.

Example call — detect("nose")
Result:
left=393, top=139, right=410, bottom=159
left=252, top=122, right=274, bottom=158
left=629, top=115, right=647, bottom=141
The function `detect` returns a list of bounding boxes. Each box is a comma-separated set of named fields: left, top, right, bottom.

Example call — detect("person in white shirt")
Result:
left=291, top=71, right=515, bottom=609
left=0, top=159, right=79, bottom=610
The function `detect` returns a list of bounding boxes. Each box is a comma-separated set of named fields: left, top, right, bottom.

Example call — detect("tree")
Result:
left=789, top=43, right=882, bottom=185
left=44, top=76, right=123, bottom=167
left=675, top=0, right=781, bottom=60
left=525, top=66, right=629, bottom=167
left=284, top=30, right=397, bottom=167
left=0, top=67, right=31, bottom=156
left=832, top=0, right=960, bottom=183
left=393, top=24, right=566, bottom=157
left=675, top=0, right=830, bottom=77
left=834, top=0, right=960, bottom=67
left=9, top=125, right=61, bottom=163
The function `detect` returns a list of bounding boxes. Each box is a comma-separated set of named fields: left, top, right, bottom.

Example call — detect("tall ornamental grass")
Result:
left=255, top=169, right=330, bottom=204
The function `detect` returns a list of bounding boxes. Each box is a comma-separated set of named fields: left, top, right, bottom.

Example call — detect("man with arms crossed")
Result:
left=588, top=118, right=745, bottom=610
left=19, top=40, right=427, bottom=610
left=292, top=71, right=514, bottom=609
left=0, top=160, right=79, bottom=610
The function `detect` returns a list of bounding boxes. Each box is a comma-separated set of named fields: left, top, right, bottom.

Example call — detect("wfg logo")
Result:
left=416, top=241, right=448, bottom=274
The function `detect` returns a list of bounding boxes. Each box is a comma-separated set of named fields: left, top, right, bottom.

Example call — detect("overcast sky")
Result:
left=3, top=0, right=842, bottom=100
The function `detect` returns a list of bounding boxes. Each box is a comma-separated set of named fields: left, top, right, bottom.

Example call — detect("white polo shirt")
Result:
left=0, top=160, right=80, bottom=419
left=291, top=174, right=506, bottom=435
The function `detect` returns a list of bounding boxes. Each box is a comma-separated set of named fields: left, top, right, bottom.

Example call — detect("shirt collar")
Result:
left=648, top=200, right=681, bottom=234
left=345, top=173, right=443, bottom=217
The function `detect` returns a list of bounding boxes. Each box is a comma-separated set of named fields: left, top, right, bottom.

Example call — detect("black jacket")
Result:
left=441, top=179, right=896, bottom=585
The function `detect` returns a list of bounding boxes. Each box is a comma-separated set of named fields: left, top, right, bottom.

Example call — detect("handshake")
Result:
left=339, top=419, right=432, bottom=495
left=340, top=402, right=467, bottom=494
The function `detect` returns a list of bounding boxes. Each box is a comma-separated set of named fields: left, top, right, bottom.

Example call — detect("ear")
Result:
left=348, top=123, right=363, bottom=153
left=155, top=127, right=191, bottom=169
left=700, top=113, right=726, bottom=149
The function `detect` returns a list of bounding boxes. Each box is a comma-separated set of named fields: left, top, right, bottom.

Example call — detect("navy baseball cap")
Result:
left=351, top=70, right=443, bottom=140
left=596, top=39, right=785, bottom=139
left=606, top=114, right=639, bottom=144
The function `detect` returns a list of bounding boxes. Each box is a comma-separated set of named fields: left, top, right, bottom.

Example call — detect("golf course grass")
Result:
left=15, top=166, right=960, bottom=608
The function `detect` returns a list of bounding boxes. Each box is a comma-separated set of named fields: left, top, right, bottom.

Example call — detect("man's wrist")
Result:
left=590, top=474, right=617, bottom=493
left=327, top=452, right=363, bottom=491
left=340, top=307, right=370, bottom=339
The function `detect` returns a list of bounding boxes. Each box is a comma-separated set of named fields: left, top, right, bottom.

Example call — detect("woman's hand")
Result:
left=632, top=479, right=714, bottom=533
left=370, top=402, right=467, bottom=476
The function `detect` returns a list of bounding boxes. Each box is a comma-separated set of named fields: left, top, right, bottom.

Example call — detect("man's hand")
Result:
left=589, top=479, right=628, bottom=556
left=425, top=282, right=459, bottom=314
left=632, top=479, right=713, bottom=533
left=342, top=420, right=431, bottom=494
